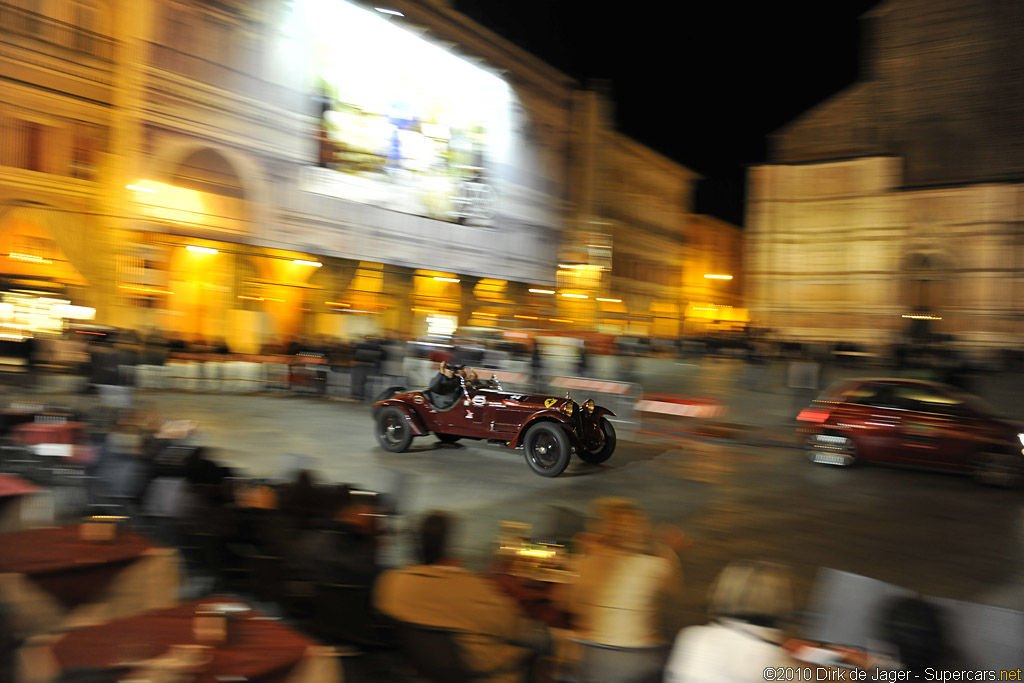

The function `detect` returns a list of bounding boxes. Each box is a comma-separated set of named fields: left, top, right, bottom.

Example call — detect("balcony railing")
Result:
left=0, top=1, right=114, bottom=61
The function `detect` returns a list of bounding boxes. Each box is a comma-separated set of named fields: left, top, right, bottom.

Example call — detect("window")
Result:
left=116, top=245, right=168, bottom=308
left=70, top=132, right=95, bottom=180
left=24, top=122, right=43, bottom=172
left=893, top=386, right=962, bottom=415
left=847, top=383, right=899, bottom=409
left=71, top=0, right=101, bottom=52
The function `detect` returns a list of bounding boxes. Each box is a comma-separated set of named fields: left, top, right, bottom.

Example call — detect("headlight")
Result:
left=1018, top=433, right=1024, bottom=447
left=563, top=401, right=573, bottom=416
left=584, top=399, right=595, bottom=414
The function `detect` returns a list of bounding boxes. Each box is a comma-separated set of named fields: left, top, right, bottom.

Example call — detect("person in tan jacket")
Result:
left=374, top=511, right=550, bottom=683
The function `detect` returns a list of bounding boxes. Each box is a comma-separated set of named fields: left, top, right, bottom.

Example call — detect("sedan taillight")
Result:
left=796, top=408, right=830, bottom=423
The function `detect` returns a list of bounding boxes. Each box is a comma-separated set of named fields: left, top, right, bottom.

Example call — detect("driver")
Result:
left=426, top=361, right=472, bottom=409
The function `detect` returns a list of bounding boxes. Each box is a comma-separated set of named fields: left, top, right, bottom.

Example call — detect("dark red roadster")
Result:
left=372, top=374, right=617, bottom=477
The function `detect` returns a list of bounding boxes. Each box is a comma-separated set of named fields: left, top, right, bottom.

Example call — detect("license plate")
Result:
left=811, top=451, right=851, bottom=466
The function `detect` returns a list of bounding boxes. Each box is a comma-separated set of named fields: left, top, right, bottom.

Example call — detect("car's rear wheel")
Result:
left=578, top=418, right=616, bottom=464
left=523, top=422, right=571, bottom=477
left=376, top=406, right=413, bottom=453
left=973, top=451, right=1024, bottom=488
left=807, top=432, right=857, bottom=466
left=436, top=433, right=461, bottom=444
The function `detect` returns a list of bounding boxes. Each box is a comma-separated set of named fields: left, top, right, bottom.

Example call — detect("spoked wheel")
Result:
left=523, top=422, right=571, bottom=477
left=973, top=451, right=1024, bottom=488
left=376, top=406, right=413, bottom=452
left=578, top=417, right=616, bottom=464
left=807, top=433, right=857, bottom=466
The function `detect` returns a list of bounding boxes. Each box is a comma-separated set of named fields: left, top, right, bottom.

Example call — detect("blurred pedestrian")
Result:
left=531, top=343, right=544, bottom=391
left=664, top=560, right=795, bottom=682
left=577, top=343, right=589, bottom=377
left=787, top=351, right=819, bottom=422
left=351, top=336, right=382, bottom=401
left=556, top=498, right=683, bottom=683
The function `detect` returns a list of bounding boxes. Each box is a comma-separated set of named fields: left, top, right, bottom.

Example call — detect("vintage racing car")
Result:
left=372, top=372, right=617, bottom=477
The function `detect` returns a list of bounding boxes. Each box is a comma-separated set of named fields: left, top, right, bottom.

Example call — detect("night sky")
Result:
left=452, top=1, right=881, bottom=226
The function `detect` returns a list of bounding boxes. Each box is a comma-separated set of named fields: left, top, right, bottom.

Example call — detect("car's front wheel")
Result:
left=578, top=418, right=616, bottom=464
left=523, top=422, right=572, bottom=477
left=376, top=406, right=413, bottom=452
left=973, top=450, right=1024, bottom=488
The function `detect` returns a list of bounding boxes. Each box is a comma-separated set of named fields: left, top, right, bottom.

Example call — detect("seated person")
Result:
left=375, top=511, right=550, bottom=683
left=286, top=484, right=381, bottom=611
left=664, top=560, right=794, bottom=683
left=426, top=361, right=471, bottom=409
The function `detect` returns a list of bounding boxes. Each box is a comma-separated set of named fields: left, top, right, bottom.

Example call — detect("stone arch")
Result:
left=143, top=138, right=270, bottom=234
left=0, top=201, right=96, bottom=289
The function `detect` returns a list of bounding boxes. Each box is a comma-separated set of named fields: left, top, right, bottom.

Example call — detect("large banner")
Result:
left=294, top=0, right=554, bottom=230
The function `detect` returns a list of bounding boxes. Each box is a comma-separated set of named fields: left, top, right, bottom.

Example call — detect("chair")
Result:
left=393, top=622, right=477, bottom=683
left=311, top=583, right=387, bottom=648
left=561, top=640, right=669, bottom=683
left=536, top=505, right=586, bottom=547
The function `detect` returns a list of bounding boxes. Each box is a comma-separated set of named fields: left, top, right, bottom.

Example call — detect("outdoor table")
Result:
left=0, top=473, right=46, bottom=532
left=18, top=598, right=341, bottom=683
left=489, top=552, right=576, bottom=629
left=0, top=524, right=180, bottom=640
left=11, top=422, right=93, bottom=462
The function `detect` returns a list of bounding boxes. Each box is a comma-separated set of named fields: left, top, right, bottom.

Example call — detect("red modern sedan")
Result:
left=797, top=378, right=1024, bottom=486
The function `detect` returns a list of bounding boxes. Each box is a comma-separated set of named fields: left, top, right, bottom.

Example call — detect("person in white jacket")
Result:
left=664, top=560, right=795, bottom=683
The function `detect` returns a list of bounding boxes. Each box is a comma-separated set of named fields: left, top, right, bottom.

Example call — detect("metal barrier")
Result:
left=633, top=393, right=727, bottom=442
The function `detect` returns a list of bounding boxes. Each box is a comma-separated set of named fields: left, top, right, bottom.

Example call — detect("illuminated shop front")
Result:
left=0, top=204, right=97, bottom=337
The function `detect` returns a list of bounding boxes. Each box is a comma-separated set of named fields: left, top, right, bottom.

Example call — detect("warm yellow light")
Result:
left=704, top=274, right=733, bottom=280
left=126, top=183, right=159, bottom=194
left=472, top=311, right=497, bottom=318
left=514, top=314, right=538, bottom=320
left=325, top=301, right=351, bottom=307
left=9, top=253, right=52, bottom=265
left=596, top=297, right=621, bottom=303
left=434, top=276, right=460, bottom=283
left=550, top=318, right=572, bottom=323
left=561, top=293, right=588, bottom=299
left=293, top=259, right=322, bottom=267
left=186, top=245, right=218, bottom=255
left=529, top=288, right=555, bottom=294
left=558, top=263, right=586, bottom=270
left=119, top=285, right=172, bottom=295
left=901, top=314, right=942, bottom=320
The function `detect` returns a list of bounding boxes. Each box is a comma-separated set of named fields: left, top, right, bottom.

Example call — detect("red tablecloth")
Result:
left=0, top=525, right=155, bottom=609
left=0, top=473, right=41, bottom=498
left=12, top=421, right=86, bottom=446
left=51, top=599, right=320, bottom=683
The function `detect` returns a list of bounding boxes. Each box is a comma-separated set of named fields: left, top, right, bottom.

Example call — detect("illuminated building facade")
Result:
left=746, top=0, right=1024, bottom=348
left=0, top=0, right=701, bottom=346
left=682, top=214, right=744, bottom=333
